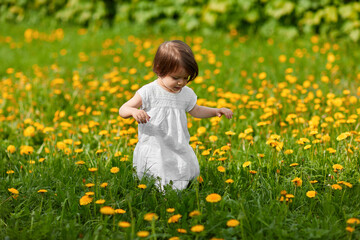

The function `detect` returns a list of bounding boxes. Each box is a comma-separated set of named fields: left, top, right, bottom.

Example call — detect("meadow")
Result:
left=1, top=21, right=360, bottom=240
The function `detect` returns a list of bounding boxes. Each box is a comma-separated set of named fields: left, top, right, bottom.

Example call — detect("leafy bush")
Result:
left=1, top=0, right=360, bottom=41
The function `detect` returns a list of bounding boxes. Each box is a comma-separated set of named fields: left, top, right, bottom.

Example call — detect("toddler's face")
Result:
left=158, top=68, right=189, bottom=93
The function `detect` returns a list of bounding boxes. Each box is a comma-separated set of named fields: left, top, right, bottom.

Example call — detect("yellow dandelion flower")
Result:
left=166, top=208, right=175, bottom=213
left=85, top=183, right=95, bottom=188
left=244, top=128, right=253, bottom=134
left=7, top=170, right=15, bottom=174
left=85, top=192, right=95, bottom=196
left=144, top=213, right=158, bottom=221
left=346, top=226, right=355, bottom=232
left=99, top=130, right=108, bottom=136
left=332, top=164, right=343, bottom=171
left=56, top=142, right=66, bottom=150
left=37, top=189, right=47, bottom=193
left=299, top=138, right=310, bottom=143
left=336, top=132, right=350, bottom=141
left=24, top=126, right=36, bottom=137
left=137, top=231, right=150, bottom=238
left=191, top=225, right=204, bottom=233
left=347, top=218, right=360, bottom=225
left=221, top=145, right=231, bottom=151
left=197, top=126, right=206, bottom=135
left=75, top=160, right=85, bottom=165
left=331, top=184, right=342, bottom=190
left=168, top=214, right=182, bottom=223
left=110, top=167, right=119, bottom=173
left=169, top=237, right=180, bottom=240
left=120, top=156, right=129, bottom=162
left=95, top=149, right=104, bottom=154
left=79, top=195, right=93, bottom=205
left=306, top=191, right=317, bottom=198
left=286, top=194, right=295, bottom=199
left=115, top=209, right=126, bottom=214
left=304, top=145, right=311, bottom=150
left=138, top=184, right=147, bottom=189
left=225, top=131, right=236, bottom=136
left=290, top=163, right=299, bottom=167
left=95, top=199, right=106, bottom=204
left=209, top=135, right=218, bottom=142
left=189, top=210, right=201, bottom=217
left=217, top=166, right=226, bottom=172
left=118, top=221, right=131, bottom=228
left=227, top=219, right=240, bottom=227
left=225, top=179, right=234, bottom=184
left=7, top=145, right=16, bottom=153
left=201, top=150, right=211, bottom=156
left=284, top=149, right=293, bottom=155
left=310, top=180, right=318, bottom=184
left=338, top=181, right=353, bottom=188
left=100, top=206, right=115, bottom=215
left=249, top=170, right=257, bottom=174
left=243, top=161, right=251, bottom=168
left=100, top=182, right=108, bottom=188
left=291, top=177, right=302, bottom=187
left=177, top=228, right=187, bottom=233
left=279, top=55, right=287, bottom=62
left=238, top=133, right=247, bottom=139
left=8, top=188, right=19, bottom=195
left=88, top=168, right=98, bottom=172
left=129, top=68, right=137, bottom=75
left=206, top=193, right=222, bottom=203
left=326, top=148, right=336, bottom=153
left=20, top=145, right=34, bottom=155
left=258, top=72, right=267, bottom=79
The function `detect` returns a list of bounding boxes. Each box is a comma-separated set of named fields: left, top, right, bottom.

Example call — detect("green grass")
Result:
left=1, top=21, right=360, bottom=240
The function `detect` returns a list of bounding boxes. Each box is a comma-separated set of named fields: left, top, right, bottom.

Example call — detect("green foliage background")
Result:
left=2, top=0, right=360, bottom=41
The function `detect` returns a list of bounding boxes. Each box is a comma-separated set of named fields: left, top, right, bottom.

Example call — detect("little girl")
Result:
left=119, top=40, right=233, bottom=190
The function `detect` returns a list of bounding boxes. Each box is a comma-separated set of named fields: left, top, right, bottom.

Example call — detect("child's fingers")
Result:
left=224, top=110, right=232, bottom=119
left=142, top=114, right=150, bottom=123
left=135, top=111, right=150, bottom=124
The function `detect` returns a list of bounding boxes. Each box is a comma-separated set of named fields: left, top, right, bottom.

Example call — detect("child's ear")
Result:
left=154, top=64, right=160, bottom=74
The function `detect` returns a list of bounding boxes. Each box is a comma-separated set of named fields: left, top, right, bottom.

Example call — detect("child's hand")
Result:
left=216, top=108, right=233, bottom=119
left=132, top=109, right=151, bottom=124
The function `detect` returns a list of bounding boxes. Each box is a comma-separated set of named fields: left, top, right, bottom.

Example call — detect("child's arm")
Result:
left=189, top=104, right=233, bottom=119
left=119, top=93, right=150, bottom=124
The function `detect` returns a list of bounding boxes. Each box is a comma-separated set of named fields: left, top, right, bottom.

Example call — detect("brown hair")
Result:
left=153, top=40, right=198, bottom=82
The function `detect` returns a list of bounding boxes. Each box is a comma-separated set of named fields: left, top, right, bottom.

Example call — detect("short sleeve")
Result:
left=136, top=85, right=148, bottom=109
left=185, top=87, right=197, bottom=112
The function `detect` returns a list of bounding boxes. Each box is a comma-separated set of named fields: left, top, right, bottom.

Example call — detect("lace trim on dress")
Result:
left=146, top=97, right=189, bottom=109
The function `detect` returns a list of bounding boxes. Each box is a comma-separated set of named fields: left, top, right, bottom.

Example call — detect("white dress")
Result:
left=133, top=80, right=200, bottom=190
